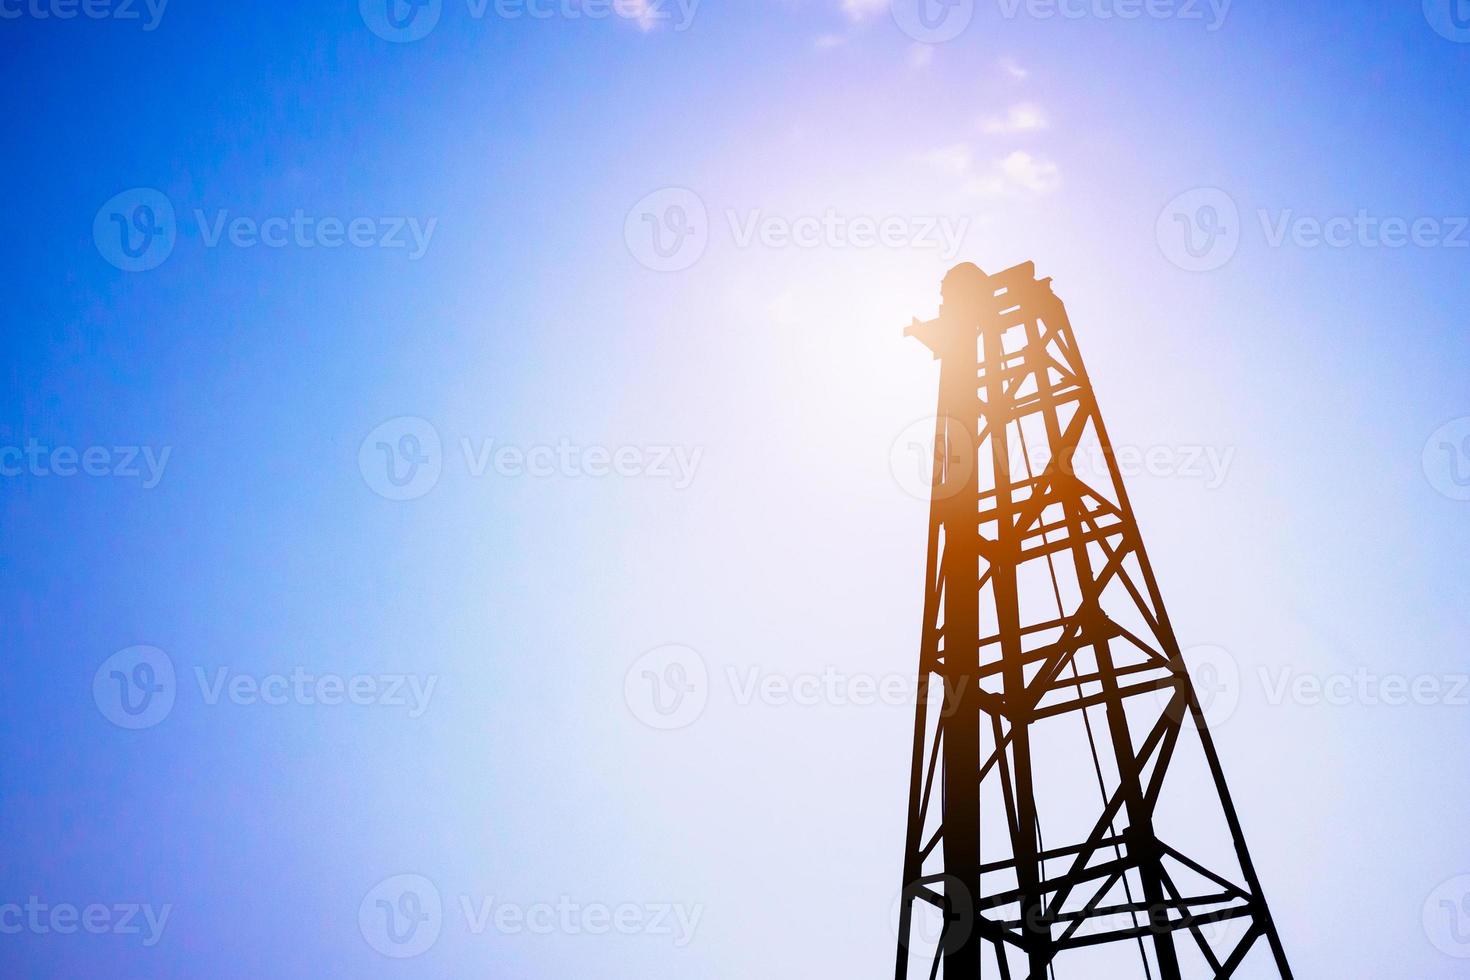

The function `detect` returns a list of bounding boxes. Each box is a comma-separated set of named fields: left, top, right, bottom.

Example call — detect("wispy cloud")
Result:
left=814, top=33, right=847, bottom=49
left=921, top=144, right=975, bottom=177
left=999, top=56, right=1029, bottom=81
left=922, top=146, right=1061, bottom=198
left=908, top=43, right=935, bottom=69
left=621, top=0, right=659, bottom=31
left=982, top=150, right=1061, bottom=194
left=841, top=0, right=888, bottom=20
left=981, top=103, right=1048, bottom=135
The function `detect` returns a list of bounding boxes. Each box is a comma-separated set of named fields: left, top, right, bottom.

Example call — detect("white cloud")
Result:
left=814, top=33, right=847, bottom=49
left=981, top=103, right=1048, bottom=135
left=988, top=150, right=1061, bottom=194
left=841, top=0, right=888, bottom=20
left=922, top=145, right=1061, bottom=198
left=908, top=43, right=935, bottom=69
left=999, top=56, right=1029, bottom=81
left=921, top=144, right=975, bottom=177
left=618, top=0, right=659, bottom=31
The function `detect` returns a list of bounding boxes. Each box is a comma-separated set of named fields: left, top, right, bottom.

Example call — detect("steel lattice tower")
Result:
left=893, top=262, right=1293, bottom=979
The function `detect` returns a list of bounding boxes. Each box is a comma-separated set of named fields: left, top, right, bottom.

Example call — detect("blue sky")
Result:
left=3, top=0, right=1470, bottom=976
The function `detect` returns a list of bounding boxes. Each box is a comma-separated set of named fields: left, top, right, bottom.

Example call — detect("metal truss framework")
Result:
left=893, top=262, right=1293, bottom=979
